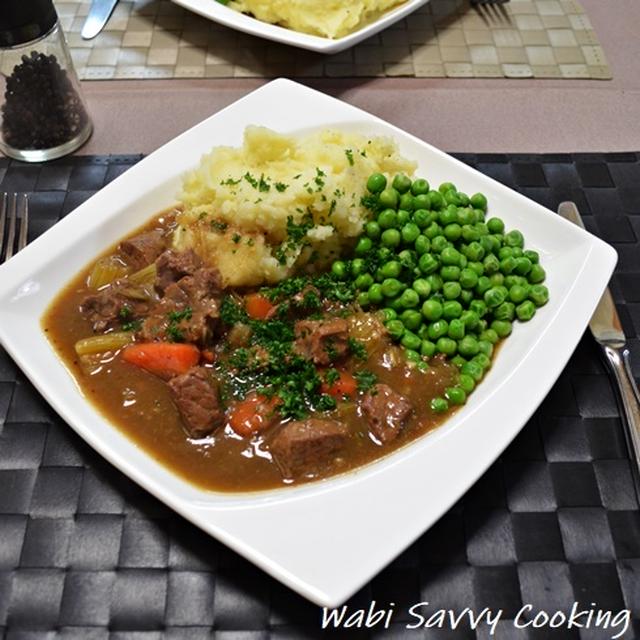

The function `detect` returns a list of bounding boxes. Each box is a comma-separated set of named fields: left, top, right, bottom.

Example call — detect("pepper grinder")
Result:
left=0, top=0, right=93, bottom=162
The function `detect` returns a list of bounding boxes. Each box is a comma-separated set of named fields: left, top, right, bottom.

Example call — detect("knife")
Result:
left=81, top=0, right=119, bottom=40
left=558, top=202, right=640, bottom=490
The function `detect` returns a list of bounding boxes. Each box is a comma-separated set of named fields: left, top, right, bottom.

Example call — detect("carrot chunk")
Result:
left=321, top=370, right=357, bottom=399
left=245, top=293, right=275, bottom=320
left=227, top=392, right=280, bottom=437
left=122, top=342, right=200, bottom=379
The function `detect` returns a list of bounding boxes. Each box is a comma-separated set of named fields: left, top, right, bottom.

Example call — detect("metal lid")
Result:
left=0, top=0, right=58, bottom=48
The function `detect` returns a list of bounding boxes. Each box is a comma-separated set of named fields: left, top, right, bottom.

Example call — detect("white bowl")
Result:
left=0, top=79, right=616, bottom=607
left=171, top=0, right=430, bottom=53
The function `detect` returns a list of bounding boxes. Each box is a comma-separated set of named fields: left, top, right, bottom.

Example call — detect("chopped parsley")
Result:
left=345, top=149, right=354, bottom=166
left=348, top=338, right=367, bottom=361
left=354, top=370, right=378, bottom=392
left=244, top=172, right=258, bottom=189
left=210, top=219, right=228, bottom=231
left=232, top=233, right=241, bottom=244
left=275, top=182, right=289, bottom=192
left=166, top=307, right=193, bottom=343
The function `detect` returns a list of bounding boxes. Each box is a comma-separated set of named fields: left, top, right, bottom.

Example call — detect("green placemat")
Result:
left=56, top=0, right=612, bottom=79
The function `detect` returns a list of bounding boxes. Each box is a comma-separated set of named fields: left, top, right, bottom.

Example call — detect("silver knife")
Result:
left=558, top=202, right=640, bottom=489
left=81, top=0, right=119, bottom=39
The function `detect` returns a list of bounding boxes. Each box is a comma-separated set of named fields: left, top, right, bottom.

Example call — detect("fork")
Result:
left=0, top=193, right=29, bottom=263
left=470, top=0, right=511, bottom=23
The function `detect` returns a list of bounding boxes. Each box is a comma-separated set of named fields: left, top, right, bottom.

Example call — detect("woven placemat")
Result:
left=0, top=152, right=638, bottom=638
left=55, top=0, right=612, bottom=80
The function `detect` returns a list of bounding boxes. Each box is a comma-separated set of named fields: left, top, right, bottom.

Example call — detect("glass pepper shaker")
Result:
left=0, top=0, right=93, bottom=162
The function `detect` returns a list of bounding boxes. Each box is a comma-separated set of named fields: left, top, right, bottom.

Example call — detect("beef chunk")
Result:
left=155, top=249, right=202, bottom=294
left=361, top=383, right=412, bottom=444
left=81, top=284, right=152, bottom=333
left=270, top=419, right=348, bottom=479
left=293, top=318, right=349, bottom=365
left=119, top=230, right=165, bottom=271
left=140, top=267, right=221, bottom=345
left=168, top=367, right=223, bottom=438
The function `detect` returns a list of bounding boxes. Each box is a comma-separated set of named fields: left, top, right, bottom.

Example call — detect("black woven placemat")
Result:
left=0, top=153, right=639, bottom=640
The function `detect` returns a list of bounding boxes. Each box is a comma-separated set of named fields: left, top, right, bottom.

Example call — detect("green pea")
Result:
left=489, top=273, right=505, bottom=288
left=516, top=300, right=536, bottom=321
left=477, top=319, right=488, bottom=332
left=355, top=273, right=374, bottom=290
left=504, top=230, right=523, bottom=248
left=367, top=173, right=387, bottom=193
left=351, top=258, right=366, bottom=277
left=378, top=187, right=399, bottom=209
left=439, top=181, right=456, bottom=194
left=424, top=222, right=442, bottom=239
left=528, top=264, right=546, bottom=284
left=500, top=256, right=517, bottom=274
left=399, top=289, right=420, bottom=309
left=411, top=178, right=430, bottom=195
left=448, top=319, right=465, bottom=340
left=464, top=241, right=485, bottom=262
left=427, top=319, right=449, bottom=340
left=405, top=349, right=421, bottom=364
left=357, top=292, right=370, bottom=307
left=421, top=340, right=436, bottom=357
left=381, top=229, right=401, bottom=248
left=428, top=190, right=444, bottom=211
left=419, top=253, right=440, bottom=275
left=441, top=266, right=461, bottom=282
left=494, top=301, right=515, bottom=321
left=458, top=335, right=479, bottom=358
left=377, top=247, right=393, bottom=262
left=413, top=278, right=432, bottom=298
left=514, top=257, right=532, bottom=276
left=462, top=225, right=480, bottom=243
left=331, top=260, right=347, bottom=279
left=439, top=207, right=458, bottom=226
left=378, top=208, right=398, bottom=229
left=477, top=340, right=493, bottom=357
left=441, top=247, right=461, bottom=266
left=460, top=289, right=474, bottom=307
left=365, top=220, right=381, bottom=240
left=473, top=353, right=492, bottom=371
left=487, top=217, right=505, bottom=234
left=481, top=234, right=500, bottom=254
left=386, top=319, right=405, bottom=340
left=398, top=249, right=416, bottom=270
left=413, top=194, right=431, bottom=210
left=379, top=261, right=401, bottom=279
left=426, top=274, right=443, bottom=292
left=484, top=287, right=506, bottom=308
left=512, top=247, right=523, bottom=258
left=461, top=361, right=483, bottom=382
left=399, top=193, right=414, bottom=212
left=389, top=297, right=405, bottom=312
left=431, top=235, right=449, bottom=254
left=491, top=319, right=512, bottom=338
left=401, top=223, right=421, bottom=245
left=460, top=310, right=480, bottom=330
left=380, top=308, right=397, bottom=322
left=524, top=249, right=539, bottom=264
left=414, top=235, right=431, bottom=255
left=444, top=223, right=462, bottom=242
left=355, top=237, right=373, bottom=256
left=509, top=284, right=529, bottom=304
left=460, top=268, right=479, bottom=289
left=483, top=254, right=500, bottom=275
left=393, top=174, right=412, bottom=194
left=401, top=309, right=422, bottom=330
left=445, top=386, right=467, bottom=405
left=381, top=278, right=404, bottom=298
left=397, top=210, right=411, bottom=226
left=422, top=299, right=443, bottom=321
left=413, top=209, right=431, bottom=229
left=444, top=191, right=460, bottom=207
left=529, top=284, right=549, bottom=307
left=437, top=337, right=457, bottom=356
left=457, top=192, right=470, bottom=207
left=443, top=300, right=463, bottom=319
left=368, top=283, right=384, bottom=305
left=431, top=397, right=449, bottom=413
left=458, top=373, right=475, bottom=394
left=470, top=193, right=487, bottom=211
left=480, top=328, right=499, bottom=344
left=498, top=246, right=513, bottom=261
left=443, top=281, right=462, bottom=299
left=401, top=330, right=421, bottom=351
left=457, top=207, right=475, bottom=226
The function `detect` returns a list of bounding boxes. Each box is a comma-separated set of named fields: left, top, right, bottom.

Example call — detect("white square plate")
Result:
left=170, top=0, right=430, bottom=53
left=0, top=79, right=616, bottom=607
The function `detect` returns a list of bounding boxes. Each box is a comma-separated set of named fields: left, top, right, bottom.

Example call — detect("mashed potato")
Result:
left=174, top=126, right=415, bottom=287
left=226, top=0, right=406, bottom=39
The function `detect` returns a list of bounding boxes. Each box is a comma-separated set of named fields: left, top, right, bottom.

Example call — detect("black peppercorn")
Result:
left=2, top=50, right=89, bottom=150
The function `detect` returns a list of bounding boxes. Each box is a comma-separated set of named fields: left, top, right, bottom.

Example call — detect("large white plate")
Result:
left=0, top=79, right=616, bottom=608
left=171, top=0, right=430, bottom=53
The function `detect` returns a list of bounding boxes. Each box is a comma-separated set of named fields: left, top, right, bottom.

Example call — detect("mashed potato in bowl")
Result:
left=224, top=0, right=407, bottom=39
left=174, top=126, right=416, bottom=286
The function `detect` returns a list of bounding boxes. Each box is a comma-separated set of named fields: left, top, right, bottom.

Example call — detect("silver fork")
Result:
left=0, top=193, right=29, bottom=263
left=470, top=0, right=511, bottom=24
